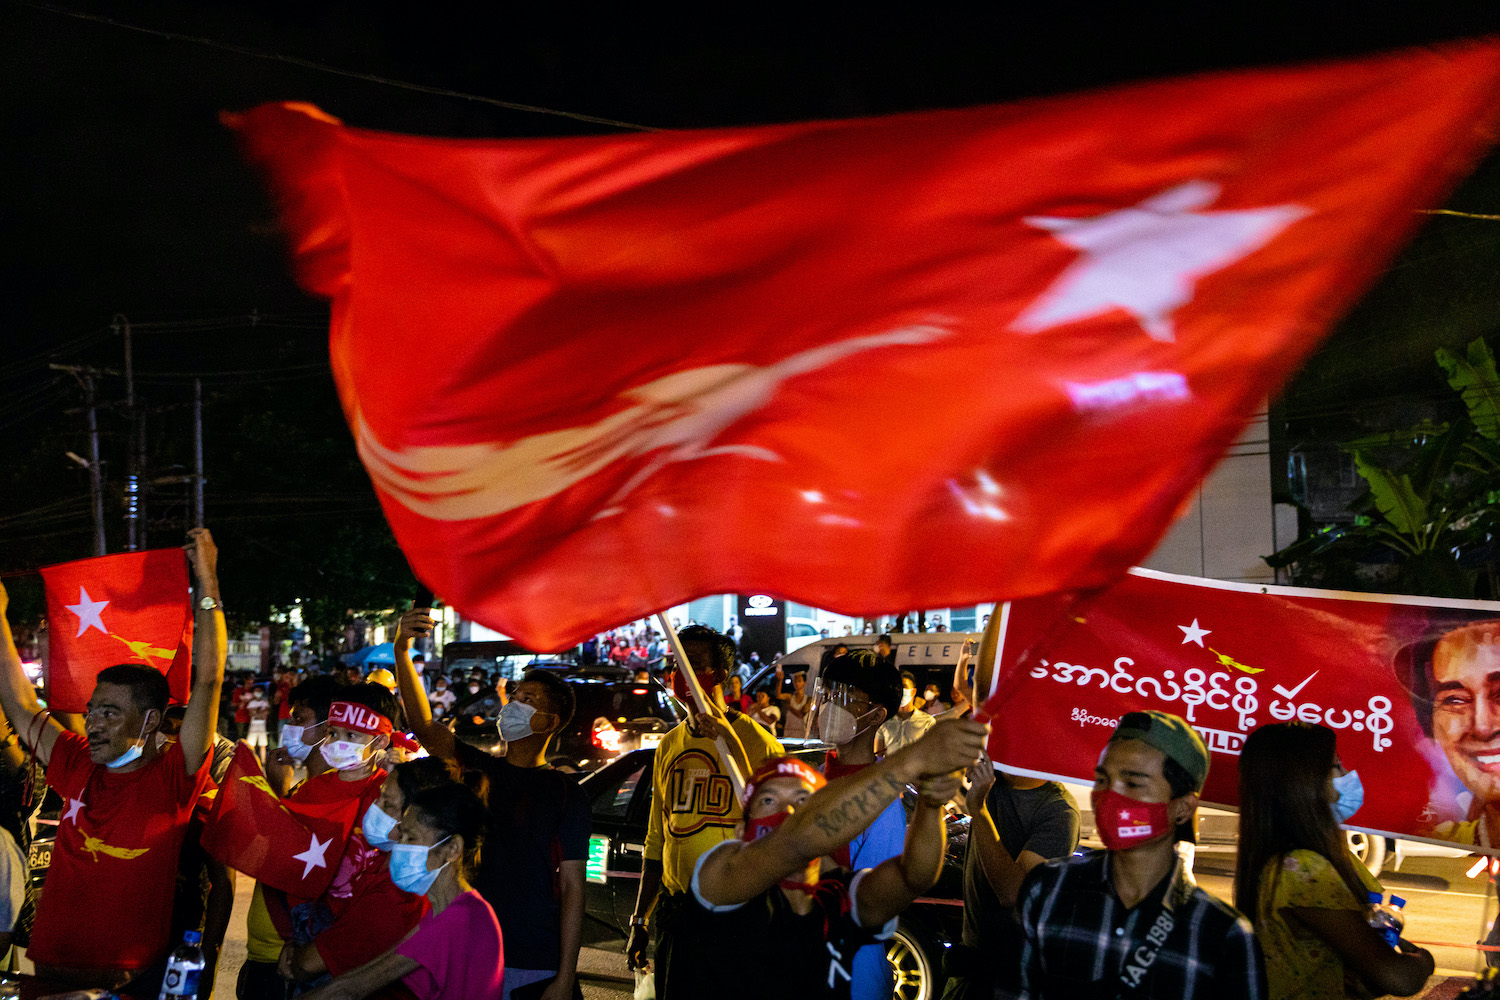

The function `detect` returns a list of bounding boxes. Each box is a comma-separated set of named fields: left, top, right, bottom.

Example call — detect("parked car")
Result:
left=579, top=746, right=965, bottom=1000
left=449, top=674, right=687, bottom=772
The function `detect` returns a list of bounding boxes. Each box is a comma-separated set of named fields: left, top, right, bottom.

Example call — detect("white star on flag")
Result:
left=63, top=795, right=84, bottom=823
left=293, top=832, right=332, bottom=879
left=1178, top=619, right=1211, bottom=647
left=65, top=586, right=110, bottom=638
left=1012, top=180, right=1309, bottom=342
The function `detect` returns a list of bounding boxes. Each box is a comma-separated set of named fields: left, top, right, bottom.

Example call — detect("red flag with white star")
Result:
left=977, top=568, right=1500, bottom=853
left=39, top=549, right=193, bottom=712
left=227, top=42, right=1500, bottom=650
left=200, top=742, right=362, bottom=898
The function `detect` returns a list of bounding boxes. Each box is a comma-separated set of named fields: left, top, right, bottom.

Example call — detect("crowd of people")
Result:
left=0, top=528, right=1458, bottom=999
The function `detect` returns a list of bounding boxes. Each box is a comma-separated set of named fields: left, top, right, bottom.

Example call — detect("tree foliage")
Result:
left=1269, top=336, right=1500, bottom=598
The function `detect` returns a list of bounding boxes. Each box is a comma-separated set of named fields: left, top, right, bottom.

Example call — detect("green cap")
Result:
left=1108, top=710, right=1209, bottom=793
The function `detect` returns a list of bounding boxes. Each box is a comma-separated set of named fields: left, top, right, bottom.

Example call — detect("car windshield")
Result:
left=576, top=684, right=685, bottom=724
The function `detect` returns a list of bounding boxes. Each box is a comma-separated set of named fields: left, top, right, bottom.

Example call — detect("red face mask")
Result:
left=671, top=669, right=721, bottom=702
left=742, top=809, right=820, bottom=892
left=1090, top=788, right=1173, bottom=851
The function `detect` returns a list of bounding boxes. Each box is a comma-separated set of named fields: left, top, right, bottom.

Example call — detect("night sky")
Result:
left=4, top=2, right=1500, bottom=590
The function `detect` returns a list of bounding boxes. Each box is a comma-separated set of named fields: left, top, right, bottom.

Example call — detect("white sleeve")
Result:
left=0, top=828, right=24, bottom=931
left=848, top=868, right=898, bottom=939
left=690, top=839, right=747, bottom=913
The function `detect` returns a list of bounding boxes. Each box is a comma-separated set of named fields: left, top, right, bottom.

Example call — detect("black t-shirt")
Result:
left=961, top=778, right=1079, bottom=952
left=676, top=852, right=888, bottom=1000
left=454, top=742, right=591, bottom=971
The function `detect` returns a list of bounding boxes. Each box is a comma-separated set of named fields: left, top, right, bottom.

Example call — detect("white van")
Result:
left=747, top=632, right=981, bottom=702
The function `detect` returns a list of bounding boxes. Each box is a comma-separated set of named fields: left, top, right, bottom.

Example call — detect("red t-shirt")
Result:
left=277, top=677, right=293, bottom=720
left=312, top=771, right=429, bottom=976
left=233, top=685, right=250, bottom=724
left=31, top=731, right=213, bottom=972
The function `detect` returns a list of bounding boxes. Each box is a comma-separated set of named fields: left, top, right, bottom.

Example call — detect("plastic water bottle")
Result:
left=157, top=930, right=206, bottom=1000
left=1366, top=891, right=1406, bottom=948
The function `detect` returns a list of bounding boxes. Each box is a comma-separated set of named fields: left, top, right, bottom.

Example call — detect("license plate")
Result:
left=640, top=733, right=663, bottom=750
left=27, top=843, right=50, bottom=872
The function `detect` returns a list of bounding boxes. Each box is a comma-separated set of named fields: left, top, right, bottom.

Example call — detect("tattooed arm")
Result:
left=695, top=718, right=987, bottom=907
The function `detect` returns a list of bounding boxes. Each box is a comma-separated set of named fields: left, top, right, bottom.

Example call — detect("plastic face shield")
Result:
left=808, top=679, right=881, bottom=746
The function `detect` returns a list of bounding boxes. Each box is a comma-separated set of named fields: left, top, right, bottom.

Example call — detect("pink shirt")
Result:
left=395, top=890, right=505, bottom=1000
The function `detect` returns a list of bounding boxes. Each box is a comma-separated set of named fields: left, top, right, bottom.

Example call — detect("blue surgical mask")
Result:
left=105, top=717, right=153, bottom=770
left=498, top=701, right=537, bottom=742
left=1331, top=769, right=1364, bottom=823
left=389, top=837, right=451, bottom=895
left=363, top=802, right=400, bottom=851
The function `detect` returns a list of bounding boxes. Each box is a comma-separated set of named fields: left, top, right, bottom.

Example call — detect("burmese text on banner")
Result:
left=979, top=567, right=1500, bottom=852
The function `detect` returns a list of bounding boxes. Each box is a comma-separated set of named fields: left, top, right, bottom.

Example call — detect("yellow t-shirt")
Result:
left=644, top=713, right=782, bottom=894
left=245, top=883, right=285, bottom=963
left=1257, top=849, right=1382, bottom=1000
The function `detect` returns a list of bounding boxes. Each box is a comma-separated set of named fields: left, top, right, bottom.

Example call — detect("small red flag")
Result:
left=40, top=549, right=193, bottom=712
left=200, top=743, right=362, bottom=898
left=227, top=42, right=1500, bottom=650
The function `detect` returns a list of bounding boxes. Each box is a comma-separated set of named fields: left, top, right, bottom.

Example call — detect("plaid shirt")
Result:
left=999, top=850, right=1265, bottom=1000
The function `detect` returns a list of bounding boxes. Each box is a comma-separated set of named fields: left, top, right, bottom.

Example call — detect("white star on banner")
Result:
left=1178, top=619, right=1211, bottom=647
left=65, top=587, right=110, bottom=638
left=1012, top=180, right=1309, bottom=342
left=293, top=832, right=332, bottom=879
left=63, top=795, right=84, bottom=823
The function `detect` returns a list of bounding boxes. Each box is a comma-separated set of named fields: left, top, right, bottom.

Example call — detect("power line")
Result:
left=19, top=1, right=658, bottom=133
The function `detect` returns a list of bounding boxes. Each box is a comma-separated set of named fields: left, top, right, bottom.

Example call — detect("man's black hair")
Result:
left=96, top=664, right=170, bottom=715
left=877, top=634, right=893, bottom=645
left=522, top=669, right=576, bottom=731
left=822, top=650, right=903, bottom=717
left=340, top=681, right=401, bottom=729
left=675, top=624, right=736, bottom=677
left=393, top=755, right=458, bottom=807
left=1162, top=755, right=1198, bottom=844
left=900, top=671, right=917, bottom=687
left=289, top=674, right=344, bottom=723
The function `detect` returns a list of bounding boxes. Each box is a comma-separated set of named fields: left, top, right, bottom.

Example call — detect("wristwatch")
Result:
left=198, top=595, right=221, bottom=612
left=629, top=915, right=648, bottom=929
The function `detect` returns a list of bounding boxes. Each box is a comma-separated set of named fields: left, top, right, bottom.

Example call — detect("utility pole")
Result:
left=193, top=378, right=204, bottom=528
left=84, top=375, right=106, bottom=556
left=117, top=314, right=141, bottom=550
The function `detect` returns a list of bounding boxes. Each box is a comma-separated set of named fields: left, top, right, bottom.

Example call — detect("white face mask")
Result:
left=900, top=687, right=915, bottom=708
left=281, top=722, right=324, bottom=763
left=498, top=701, right=539, bottom=742
left=322, top=737, right=372, bottom=771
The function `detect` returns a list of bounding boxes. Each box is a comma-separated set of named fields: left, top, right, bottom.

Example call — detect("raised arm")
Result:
left=963, top=752, right=1043, bottom=907
left=179, top=528, right=226, bottom=777
left=0, top=582, right=63, bottom=766
left=854, top=773, right=960, bottom=927
left=391, top=609, right=455, bottom=761
left=696, top=717, right=987, bottom=906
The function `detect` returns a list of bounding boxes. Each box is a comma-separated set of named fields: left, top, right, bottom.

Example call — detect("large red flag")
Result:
left=200, top=742, right=362, bottom=898
left=39, top=549, right=193, bottom=712
left=228, top=42, right=1500, bottom=651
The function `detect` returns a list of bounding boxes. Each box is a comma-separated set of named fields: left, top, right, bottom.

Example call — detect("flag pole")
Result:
left=655, top=612, right=745, bottom=798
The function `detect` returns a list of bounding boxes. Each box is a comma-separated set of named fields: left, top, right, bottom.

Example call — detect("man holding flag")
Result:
left=0, top=528, right=224, bottom=991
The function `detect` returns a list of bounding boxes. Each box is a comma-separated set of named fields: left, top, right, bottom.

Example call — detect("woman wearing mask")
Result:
left=725, top=675, right=751, bottom=713
left=300, top=780, right=503, bottom=1000
left=361, top=757, right=457, bottom=853
left=1235, top=722, right=1434, bottom=999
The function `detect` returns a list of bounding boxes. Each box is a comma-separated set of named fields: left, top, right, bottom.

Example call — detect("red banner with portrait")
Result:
left=978, top=568, right=1500, bottom=852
